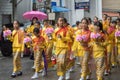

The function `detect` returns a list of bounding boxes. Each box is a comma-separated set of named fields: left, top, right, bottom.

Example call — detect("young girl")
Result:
left=76, top=18, right=91, bottom=80
left=115, top=25, right=120, bottom=66
left=105, top=21, right=116, bottom=75
left=31, top=28, right=46, bottom=79
left=54, top=17, right=72, bottom=80
left=26, top=17, right=38, bottom=36
left=41, top=20, right=54, bottom=68
left=11, top=20, right=24, bottom=78
left=90, top=22, right=106, bottom=80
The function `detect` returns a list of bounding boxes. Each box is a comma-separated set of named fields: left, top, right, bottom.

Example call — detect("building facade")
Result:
left=0, top=0, right=12, bottom=29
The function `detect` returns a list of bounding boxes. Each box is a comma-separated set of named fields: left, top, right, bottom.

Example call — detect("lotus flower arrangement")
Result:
left=107, top=27, right=115, bottom=34
left=45, top=28, right=54, bottom=39
left=24, top=37, right=32, bottom=48
left=3, top=30, right=12, bottom=40
left=90, top=32, right=102, bottom=42
left=76, top=35, right=87, bottom=42
left=3, top=30, right=12, bottom=37
left=115, top=31, right=120, bottom=40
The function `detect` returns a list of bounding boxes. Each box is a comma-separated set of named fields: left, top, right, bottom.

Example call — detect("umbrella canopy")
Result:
left=23, top=11, right=47, bottom=20
left=52, top=6, right=70, bottom=12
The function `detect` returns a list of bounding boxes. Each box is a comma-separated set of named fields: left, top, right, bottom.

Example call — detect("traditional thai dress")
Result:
left=54, top=26, right=72, bottom=76
left=89, top=24, right=94, bottom=32
left=32, top=36, right=46, bottom=72
left=102, top=20, right=109, bottom=31
left=76, top=29, right=91, bottom=79
left=66, top=25, right=75, bottom=70
left=26, top=25, right=35, bottom=36
left=41, top=25, right=54, bottom=68
left=72, top=29, right=82, bottom=57
left=90, top=31, right=106, bottom=80
left=12, top=29, right=24, bottom=73
left=106, top=26, right=116, bottom=70
left=115, top=29, right=120, bottom=65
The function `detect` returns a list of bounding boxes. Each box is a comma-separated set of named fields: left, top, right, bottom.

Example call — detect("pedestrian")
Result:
left=11, top=20, right=24, bottom=78
left=90, top=21, right=106, bottom=80
left=31, top=28, right=46, bottom=79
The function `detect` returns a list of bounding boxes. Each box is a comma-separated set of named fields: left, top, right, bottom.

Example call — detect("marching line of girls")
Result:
left=10, top=15, right=120, bottom=80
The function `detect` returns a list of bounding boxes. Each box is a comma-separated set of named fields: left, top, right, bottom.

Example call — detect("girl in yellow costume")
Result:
left=90, top=21, right=106, bottom=80
left=41, top=20, right=54, bottom=68
left=32, top=21, right=42, bottom=70
left=115, top=26, right=120, bottom=66
left=62, top=18, right=75, bottom=79
left=78, top=18, right=91, bottom=80
left=11, top=20, right=24, bottom=78
left=105, top=21, right=116, bottom=75
left=87, top=17, right=94, bottom=32
left=54, top=18, right=72, bottom=80
left=31, top=28, right=46, bottom=79
left=102, top=14, right=108, bottom=31
left=26, top=17, right=38, bottom=36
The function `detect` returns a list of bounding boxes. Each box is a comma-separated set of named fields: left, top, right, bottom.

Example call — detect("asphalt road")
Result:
left=0, top=56, right=120, bottom=80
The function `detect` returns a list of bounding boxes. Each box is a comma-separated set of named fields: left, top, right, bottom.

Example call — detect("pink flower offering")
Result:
left=24, top=37, right=32, bottom=43
left=115, top=31, right=120, bottom=37
left=90, top=32, right=101, bottom=39
left=3, top=30, right=12, bottom=37
left=76, top=35, right=87, bottom=42
left=45, top=28, right=54, bottom=35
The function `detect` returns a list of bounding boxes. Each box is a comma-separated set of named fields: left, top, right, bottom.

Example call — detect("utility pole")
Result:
left=12, top=0, right=16, bottom=21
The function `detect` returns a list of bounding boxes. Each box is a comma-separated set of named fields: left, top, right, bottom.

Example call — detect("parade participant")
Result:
left=72, top=22, right=82, bottom=64
left=105, top=21, right=116, bottom=75
left=32, top=21, right=42, bottom=70
left=54, top=17, right=72, bottom=80
left=26, top=17, right=38, bottom=36
left=115, top=25, right=120, bottom=66
left=62, top=18, right=75, bottom=79
left=76, top=18, right=91, bottom=80
left=73, top=21, right=80, bottom=31
left=11, top=20, right=24, bottom=78
left=90, top=21, right=106, bottom=80
left=93, top=16, right=99, bottom=24
left=116, top=18, right=120, bottom=29
left=87, top=17, right=94, bottom=32
left=41, top=20, right=54, bottom=68
left=31, top=28, right=46, bottom=79
left=102, top=14, right=108, bottom=31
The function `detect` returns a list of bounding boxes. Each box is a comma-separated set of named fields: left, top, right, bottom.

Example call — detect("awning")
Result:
left=52, top=6, right=70, bottom=12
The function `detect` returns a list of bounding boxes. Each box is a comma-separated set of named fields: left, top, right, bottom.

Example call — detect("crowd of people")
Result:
left=1, top=14, right=120, bottom=80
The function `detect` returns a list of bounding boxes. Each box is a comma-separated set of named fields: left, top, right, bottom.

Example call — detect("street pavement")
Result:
left=0, top=56, right=120, bottom=80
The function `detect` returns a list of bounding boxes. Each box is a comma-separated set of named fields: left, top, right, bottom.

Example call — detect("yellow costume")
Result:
left=41, top=26, right=54, bottom=68
left=12, top=29, right=24, bottom=72
left=26, top=25, right=35, bottom=36
left=89, top=24, right=94, bottom=32
left=102, top=20, right=109, bottom=31
left=90, top=32, right=106, bottom=80
left=76, top=29, right=91, bottom=79
left=54, top=26, right=72, bottom=76
left=106, top=27, right=116, bottom=70
left=32, top=36, right=46, bottom=72
left=115, top=30, right=120, bottom=65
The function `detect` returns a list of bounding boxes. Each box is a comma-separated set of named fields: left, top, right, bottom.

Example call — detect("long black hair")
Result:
left=94, top=21, right=104, bottom=33
left=31, top=17, right=38, bottom=25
